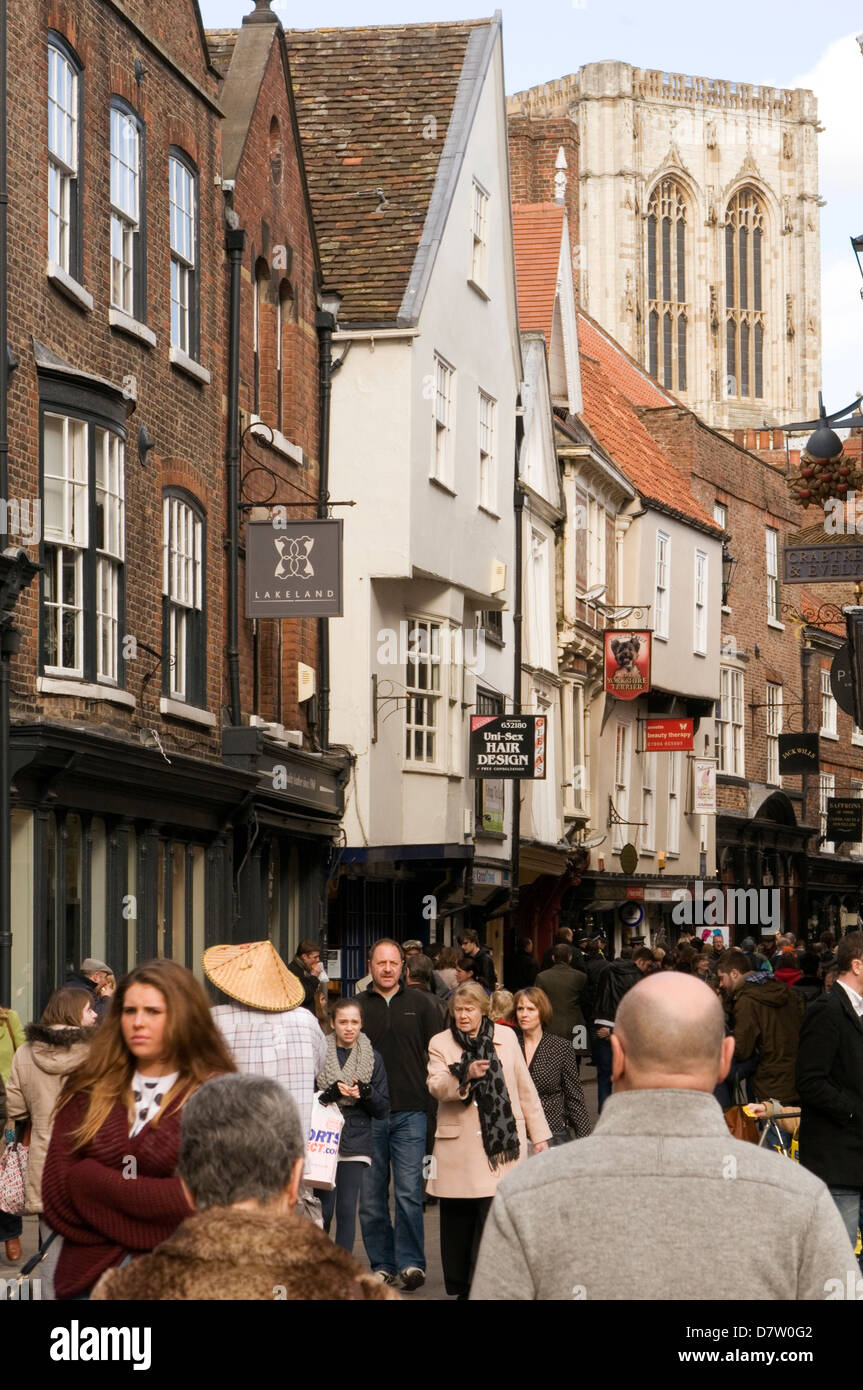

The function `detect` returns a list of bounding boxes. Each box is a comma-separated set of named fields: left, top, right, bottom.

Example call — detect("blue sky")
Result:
left=200, top=0, right=863, bottom=417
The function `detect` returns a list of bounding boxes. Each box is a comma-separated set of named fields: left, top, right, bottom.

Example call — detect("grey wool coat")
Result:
left=470, top=1088, right=856, bottom=1301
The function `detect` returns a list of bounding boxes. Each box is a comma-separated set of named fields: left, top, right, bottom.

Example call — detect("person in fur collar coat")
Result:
left=92, top=1073, right=398, bottom=1301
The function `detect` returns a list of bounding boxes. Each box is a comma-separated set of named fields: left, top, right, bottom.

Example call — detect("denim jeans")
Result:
left=320, top=1161, right=367, bottom=1253
left=359, top=1110, right=427, bottom=1275
left=829, top=1186, right=863, bottom=1265
left=594, top=1034, right=613, bottom=1112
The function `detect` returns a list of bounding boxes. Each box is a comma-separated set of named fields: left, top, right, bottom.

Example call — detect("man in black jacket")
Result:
left=358, top=938, right=441, bottom=1293
left=797, top=930, right=863, bottom=1258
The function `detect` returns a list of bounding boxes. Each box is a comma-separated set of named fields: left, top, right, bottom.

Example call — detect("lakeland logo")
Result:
left=274, top=535, right=314, bottom=579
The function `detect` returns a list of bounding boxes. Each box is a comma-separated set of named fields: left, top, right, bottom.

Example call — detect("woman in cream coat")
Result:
left=427, top=981, right=551, bottom=1298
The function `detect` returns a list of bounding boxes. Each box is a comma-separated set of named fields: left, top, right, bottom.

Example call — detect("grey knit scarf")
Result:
left=316, top=1031, right=374, bottom=1106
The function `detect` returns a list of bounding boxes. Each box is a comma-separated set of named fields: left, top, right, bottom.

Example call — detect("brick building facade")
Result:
left=3, top=0, right=347, bottom=1020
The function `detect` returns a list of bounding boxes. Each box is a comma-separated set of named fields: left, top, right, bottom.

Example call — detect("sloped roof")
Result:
left=284, top=20, right=494, bottom=324
left=512, top=203, right=565, bottom=349
left=207, top=28, right=238, bottom=76
left=577, top=341, right=720, bottom=534
left=577, top=309, right=679, bottom=410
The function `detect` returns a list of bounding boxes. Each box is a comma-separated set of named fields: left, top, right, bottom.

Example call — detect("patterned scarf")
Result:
left=316, top=1031, right=374, bottom=1106
left=448, top=1014, right=520, bottom=1171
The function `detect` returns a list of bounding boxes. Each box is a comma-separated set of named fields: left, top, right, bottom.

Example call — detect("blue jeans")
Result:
left=594, top=1034, right=613, bottom=1112
left=829, top=1186, right=863, bottom=1266
left=359, top=1110, right=427, bottom=1275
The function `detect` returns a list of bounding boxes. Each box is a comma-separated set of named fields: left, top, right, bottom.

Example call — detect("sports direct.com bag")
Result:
left=304, top=1092, right=345, bottom=1191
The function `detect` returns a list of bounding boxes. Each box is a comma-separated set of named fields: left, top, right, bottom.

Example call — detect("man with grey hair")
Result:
left=65, top=957, right=114, bottom=1019
left=471, top=972, right=856, bottom=1300
left=90, top=1076, right=398, bottom=1301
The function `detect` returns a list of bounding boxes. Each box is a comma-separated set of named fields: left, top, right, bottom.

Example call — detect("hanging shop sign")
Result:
left=778, top=732, right=819, bottom=775
left=644, top=717, right=694, bottom=751
left=826, top=798, right=863, bottom=846
left=604, top=630, right=651, bottom=701
left=783, top=543, right=863, bottom=585
left=246, top=518, right=343, bottom=618
left=830, top=643, right=855, bottom=719
left=469, top=715, right=547, bottom=779
left=692, top=759, right=716, bottom=814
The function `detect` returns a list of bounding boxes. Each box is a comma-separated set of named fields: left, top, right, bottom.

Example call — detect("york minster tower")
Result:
left=508, top=63, right=821, bottom=432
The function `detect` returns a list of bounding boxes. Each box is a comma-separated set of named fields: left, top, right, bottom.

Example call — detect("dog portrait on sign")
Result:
left=604, top=630, right=651, bottom=700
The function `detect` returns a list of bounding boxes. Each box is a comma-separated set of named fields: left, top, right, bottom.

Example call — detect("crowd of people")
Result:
left=1, top=920, right=862, bottom=1301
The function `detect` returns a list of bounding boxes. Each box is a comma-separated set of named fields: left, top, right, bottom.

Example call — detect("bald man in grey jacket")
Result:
left=470, top=972, right=856, bottom=1301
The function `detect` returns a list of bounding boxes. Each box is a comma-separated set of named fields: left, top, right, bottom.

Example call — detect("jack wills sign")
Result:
left=778, top=732, right=819, bottom=774
left=246, top=519, right=343, bottom=619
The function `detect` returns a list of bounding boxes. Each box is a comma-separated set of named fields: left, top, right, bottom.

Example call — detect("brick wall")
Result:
left=231, top=30, right=322, bottom=741
left=9, top=0, right=225, bottom=759
left=637, top=405, right=863, bottom=837
left=508, top=116, right=580, bottom=268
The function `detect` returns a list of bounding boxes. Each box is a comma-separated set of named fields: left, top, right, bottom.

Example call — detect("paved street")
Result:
left=1, top=1066, right=601, bottom=1300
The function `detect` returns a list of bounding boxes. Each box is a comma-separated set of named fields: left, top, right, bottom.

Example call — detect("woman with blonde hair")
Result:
left=489, top=989, right=515, bottom=1026
left=426, top=981, right=551, bottom=1298
left=42, top=958, right=235, bottom=1299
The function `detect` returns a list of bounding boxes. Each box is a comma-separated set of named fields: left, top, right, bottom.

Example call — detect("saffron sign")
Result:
left=469, top=715, right=547, bottom=779
left=604, top=630, right=651, bottom=701
left=644, top=718, right=694, bottom=751
left=246, top=519, right=343, bottom=618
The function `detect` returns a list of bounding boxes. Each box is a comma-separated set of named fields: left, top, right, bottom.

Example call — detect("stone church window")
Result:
left=724, top=187, right=765, bottom=400
left=646, top=180, right=688, bottom=392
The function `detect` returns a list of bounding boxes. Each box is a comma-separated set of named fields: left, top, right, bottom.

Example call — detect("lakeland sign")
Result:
left=246, top=519, right=343, bottom=618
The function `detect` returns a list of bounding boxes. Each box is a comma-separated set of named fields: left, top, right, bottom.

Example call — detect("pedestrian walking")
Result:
left=471, top=973, right=857, bottom=1300
left=358, top=938, right=442, bottom=1291
left=435, top=947, right=459, bottom=992
left=64, top=958, right=114, bottom=1020
left=591, top=951, right=643, bottom=1111
left=205, top=939, right=327, bottom=1225
left=490, top=989, right=516, bottom=1026
left=4, top=987, right=97, bottom=1297
left=91, top=1075, right=398, bottom=1301
left=716, top=947, right=804, bottom=1103
left=406, top=953, right=450, bottom=1025
left=797, top=930, right=863, bottom=1256
left=287, top=939, right=329, bottom=1022
left=456, top=929, right=497, bottom=991
left=41, top=959, right=235, bottom=1300
left=514, top=987, right=591, bottom=1144
left=535, top=944, right=588, bottom=1048
left=317, top=998, right=389, bottom=1253
left=0, top=1002, right=25, bottom=1261
left=426, top=982, right=550, bottom=1299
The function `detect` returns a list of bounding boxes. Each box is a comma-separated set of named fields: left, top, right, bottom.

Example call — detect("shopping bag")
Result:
left=0, top=1139, right=28, bottom=1214
left=303, top=1092, right=344, bottom=1191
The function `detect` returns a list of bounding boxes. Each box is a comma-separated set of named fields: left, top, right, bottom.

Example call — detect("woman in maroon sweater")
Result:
left=43, top=958, right=235, bottom=1299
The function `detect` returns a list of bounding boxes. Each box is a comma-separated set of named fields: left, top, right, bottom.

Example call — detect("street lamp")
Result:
left=721, top=543, right=738, bottom=606
left=852, top=234, right=863, bottom=299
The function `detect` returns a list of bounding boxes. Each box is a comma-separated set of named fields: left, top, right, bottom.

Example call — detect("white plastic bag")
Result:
left=303, top=1092, right=345, bottom=1191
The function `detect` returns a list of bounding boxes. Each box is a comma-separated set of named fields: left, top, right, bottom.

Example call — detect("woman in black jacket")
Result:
left=318, top=998, right=389, bottom=1252
left=514, top=988, right=591, bottom=1144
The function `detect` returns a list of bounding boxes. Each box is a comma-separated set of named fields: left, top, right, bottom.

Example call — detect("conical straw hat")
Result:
left=202, top=940, right=305, bottom=1012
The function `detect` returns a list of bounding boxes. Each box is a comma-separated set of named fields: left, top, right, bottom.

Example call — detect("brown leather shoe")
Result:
left=4, top=1239, right=22, bottom=1261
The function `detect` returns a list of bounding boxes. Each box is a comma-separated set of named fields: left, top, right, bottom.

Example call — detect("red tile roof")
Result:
left=577, top=310, right=678, bottom=409
left=512, top=203, right=565, bottom=349
left=576, top=315, right=720, bottom=533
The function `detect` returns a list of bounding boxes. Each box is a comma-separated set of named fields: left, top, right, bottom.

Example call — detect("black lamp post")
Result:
left=0, top=547, right=40, bottom=1006
left=851, top=234, right=863, bottom=299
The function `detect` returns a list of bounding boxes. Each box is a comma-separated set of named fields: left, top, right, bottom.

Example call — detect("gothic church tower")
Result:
left=508, top=63, right=821, bottom=432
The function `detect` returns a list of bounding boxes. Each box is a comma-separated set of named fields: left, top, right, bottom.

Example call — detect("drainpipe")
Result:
left=315, top=301, right=338, bottom=749
left=800, top=642, right=812, bottom=939
left=225, top=227, right=246, bottom=727
left=0, top=0, right=8, bottom=1007
left=511, top=405, right=526, bottom=936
